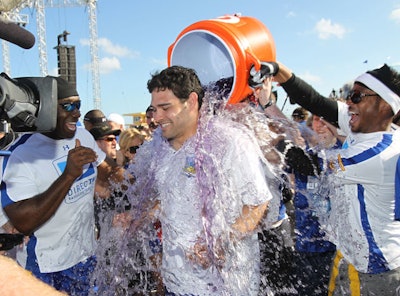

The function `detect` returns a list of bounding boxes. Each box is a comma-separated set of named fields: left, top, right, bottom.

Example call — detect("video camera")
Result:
left=0, top=15, right=57, bottom=150
left=0, top=73, right=57, bottom=149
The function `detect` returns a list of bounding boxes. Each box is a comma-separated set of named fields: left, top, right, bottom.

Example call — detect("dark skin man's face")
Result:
left=45, top=96, right=81, bottom=139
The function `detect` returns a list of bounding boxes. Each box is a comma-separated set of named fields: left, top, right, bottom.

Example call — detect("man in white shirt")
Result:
left=1, top=76, right=124, bottom=295
left=269, top=61, right=400, bottom=295
left=130, top=66, right=273, bottom=295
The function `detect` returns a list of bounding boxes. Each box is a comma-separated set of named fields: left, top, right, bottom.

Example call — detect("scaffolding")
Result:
left=0, top=0, right=101, bottom=109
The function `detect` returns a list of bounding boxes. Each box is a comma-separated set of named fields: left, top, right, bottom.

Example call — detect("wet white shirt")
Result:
left=153, top=117, right=272, bottom=295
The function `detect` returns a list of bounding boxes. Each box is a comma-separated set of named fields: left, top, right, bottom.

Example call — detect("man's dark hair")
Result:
left=367, top=64, right=400, bottom=98
left=147, top=65, right=204, bottom=109
left=292, top=107, right=309, bottom=120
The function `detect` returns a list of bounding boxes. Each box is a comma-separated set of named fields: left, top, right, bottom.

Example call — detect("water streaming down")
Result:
left=89, top=82, right=322, bottom=295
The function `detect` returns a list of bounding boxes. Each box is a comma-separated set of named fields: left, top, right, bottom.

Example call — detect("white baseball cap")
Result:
left=107, top=113, right=125, bottom=126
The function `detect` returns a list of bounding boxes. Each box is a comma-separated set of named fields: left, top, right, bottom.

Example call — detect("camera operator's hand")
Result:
left=248, top=61, right=279, bottom=89
left=65, top=139, right=97, bottom=180
left=0, top=233, right=24, bottom=251
left=0, top=220, right=25, bottom=252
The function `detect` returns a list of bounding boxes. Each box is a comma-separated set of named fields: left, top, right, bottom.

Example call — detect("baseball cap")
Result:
left=89, top=122, right=121, bottom=140
left=107, top=113, right=125, bottom=126
left=84, top=109, right=106, bottom=125
left=53, top=76, right=79, bottom=100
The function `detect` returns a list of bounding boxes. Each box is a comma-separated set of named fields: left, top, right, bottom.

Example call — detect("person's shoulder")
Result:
left=75, top=127, right=95, bottom=143
left=207, top=116, right=244, bottom=134
left=76, top=126, right=91, bottom=136
left=6, top=133, right=37, bottom=154
left=208, top=117, right=257, bottom=150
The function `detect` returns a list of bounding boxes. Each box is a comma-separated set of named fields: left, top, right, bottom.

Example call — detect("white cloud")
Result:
left=390, top=8, right=400, bottom=23
left=99, top=56, right=121, bottom=74
left=150, top=57, right=167, bottom=66
left=299, top=71, right=321, bottom=83
left=48, top=67, right=59, bottom=76
left=83, top=56, right=121, bottom=74
left=80, top=38, right=90, bottom=47
left=80, top=37, right=139, bottom=58
left=286, top=11, right=296, bottom=18
left=97, top=38, right=139, bottom=58
left=80, top=37, right=137, bottom=74
left=314, top=18, right=346, bottom=39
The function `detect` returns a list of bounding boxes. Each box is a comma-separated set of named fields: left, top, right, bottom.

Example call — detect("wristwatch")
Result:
left=260, top=99, right=273, bottom=110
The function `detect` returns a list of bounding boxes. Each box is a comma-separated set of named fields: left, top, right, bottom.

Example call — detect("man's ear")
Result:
left=187, top=92, right=199, bottom=110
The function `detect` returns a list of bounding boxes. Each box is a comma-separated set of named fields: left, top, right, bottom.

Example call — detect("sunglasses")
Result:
left=129, top=146, right=141, bottom=154
left=59, top=101, right=81, bottom=112
left=346, top=91, right=377, bottom=104
left=102, top=137, right=117, bottom=142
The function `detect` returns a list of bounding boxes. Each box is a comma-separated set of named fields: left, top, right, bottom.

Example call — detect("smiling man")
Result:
left=1, top=76, right=123, bottom=295
left=130, top=66, right=274, bottom=295
left=267, top=62, right=400, bottom=295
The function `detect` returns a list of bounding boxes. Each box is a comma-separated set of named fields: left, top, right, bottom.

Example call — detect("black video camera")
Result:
left=0, top=72, right=57, bottom=134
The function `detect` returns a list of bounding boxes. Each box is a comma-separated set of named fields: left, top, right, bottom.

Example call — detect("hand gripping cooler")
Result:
left=168, top=14, right=276, bottom=104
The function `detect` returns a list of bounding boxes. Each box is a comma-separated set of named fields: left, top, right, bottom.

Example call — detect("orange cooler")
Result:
left=168, top=14, right=276, bottom=104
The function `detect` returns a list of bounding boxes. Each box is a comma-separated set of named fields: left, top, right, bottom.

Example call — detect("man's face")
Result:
left=48, top=96, right=81, bottom=139
left=312, top=115, right=336, bottom=148
left=150, top=88, right=196, bottom=149
left=146, top=110, right=157, bottom=130
left=347, top=84, right=389, bottom=133
left=96, top=135, right=117, bottom=159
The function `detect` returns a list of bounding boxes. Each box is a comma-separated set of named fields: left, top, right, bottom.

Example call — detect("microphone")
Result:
left=0, top=17, right=35, bottom=49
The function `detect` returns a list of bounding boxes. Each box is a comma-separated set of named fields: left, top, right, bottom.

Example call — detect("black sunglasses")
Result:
left=129, top=146, right=141, bottom=154
left=102, top=137, right=117, bottom=142
left=346, top=91, right=377, bottom=104
left=59, top=101, right=81, bottom=112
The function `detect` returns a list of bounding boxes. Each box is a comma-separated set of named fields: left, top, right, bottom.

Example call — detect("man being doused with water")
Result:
left=126, top=65, right=278, bottom=295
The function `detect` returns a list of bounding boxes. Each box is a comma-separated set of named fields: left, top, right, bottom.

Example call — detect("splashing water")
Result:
left=89, top=85, right=317, bottom=295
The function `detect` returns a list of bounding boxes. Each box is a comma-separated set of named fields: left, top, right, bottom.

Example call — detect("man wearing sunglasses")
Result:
left=1, top=76, right=124, bottom=295
left=89, top=122, right=121, bottom=162
left=254, top=62, right=400, bottom=294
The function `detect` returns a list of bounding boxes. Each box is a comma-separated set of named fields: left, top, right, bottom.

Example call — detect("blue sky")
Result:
left=2, top=0, right=400, bottom=124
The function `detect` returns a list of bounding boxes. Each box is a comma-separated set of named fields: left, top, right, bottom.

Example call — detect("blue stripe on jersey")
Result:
left=341, top=134, right=392, bottom=166
left=1, top=134, right=34, bottom=208
left=25, top=234, right=38, bottom=271
left=395, top=157, right=400, bottom=221
left=357, top=184, right=390, bottom=273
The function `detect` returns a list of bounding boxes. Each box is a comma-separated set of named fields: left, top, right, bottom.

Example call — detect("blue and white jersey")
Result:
left=326, top=126, right=400, bottom=273
left=1, top=128, right=105, bottom=273
left=294, top=173, right=336, bottom=253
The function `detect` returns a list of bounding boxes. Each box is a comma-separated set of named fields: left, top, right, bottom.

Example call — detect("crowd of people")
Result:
left=0, top=59, right=399, bottom=296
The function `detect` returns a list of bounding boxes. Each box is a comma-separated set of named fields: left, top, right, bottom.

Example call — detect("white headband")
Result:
left=355, top=72, right=400, bottom=114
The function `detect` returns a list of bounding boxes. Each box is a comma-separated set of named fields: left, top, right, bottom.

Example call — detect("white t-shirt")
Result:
left=144, top=117, right=272, bottom=295
left=327, top=102, right=400, bottom=273
left=1, top=128, right=105, bottom=272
